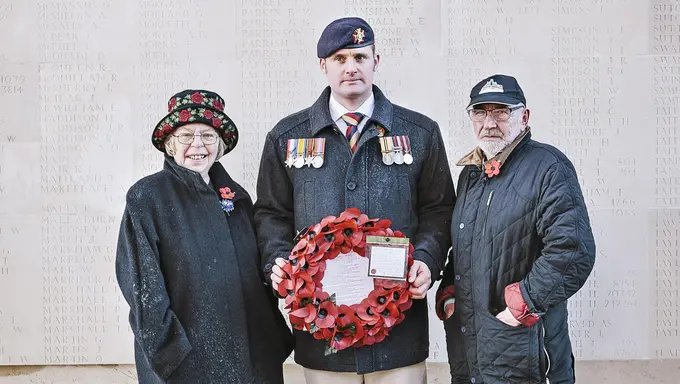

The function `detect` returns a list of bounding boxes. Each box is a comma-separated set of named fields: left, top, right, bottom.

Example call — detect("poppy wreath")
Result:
left=278, top=208, right=414, bottom=355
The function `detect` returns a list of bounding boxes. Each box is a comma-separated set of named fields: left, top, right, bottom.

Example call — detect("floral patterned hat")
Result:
left=152, top=89, right=239, bottom=155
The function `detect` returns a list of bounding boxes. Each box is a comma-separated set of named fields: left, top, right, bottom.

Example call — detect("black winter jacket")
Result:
left=440, top=132, right=596, bottom=384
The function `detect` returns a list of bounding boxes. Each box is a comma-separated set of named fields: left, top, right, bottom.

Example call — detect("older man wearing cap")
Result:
left=435, top=74, right=596, bottom=384
left=254, top=16, right=454, bottom=383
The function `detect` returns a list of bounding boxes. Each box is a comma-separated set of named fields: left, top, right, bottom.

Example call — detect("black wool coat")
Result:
left=253, top=86, right=455, bottom=374
left=116, top=157, right=293, bottom=383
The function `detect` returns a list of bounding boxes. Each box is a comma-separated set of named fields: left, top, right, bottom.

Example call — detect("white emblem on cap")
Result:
left=479, top=79, right=504, bottom=94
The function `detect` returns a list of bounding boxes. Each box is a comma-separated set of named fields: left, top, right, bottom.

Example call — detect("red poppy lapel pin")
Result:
left=219, top=187, right=236, bottom=214
left=484, top=159, right=502, bottom=178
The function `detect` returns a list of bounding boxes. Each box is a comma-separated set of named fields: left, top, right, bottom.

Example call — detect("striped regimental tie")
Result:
left=341, top=112, right=365, bottom=152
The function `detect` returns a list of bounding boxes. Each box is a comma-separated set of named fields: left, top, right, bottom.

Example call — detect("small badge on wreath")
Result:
left=276, top=208, right=414, bottom=355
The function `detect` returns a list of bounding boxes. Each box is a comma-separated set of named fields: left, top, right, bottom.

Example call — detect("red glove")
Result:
left=505, top=282, right=540, bottom=327
left=435, top=285, right=455, bottom=320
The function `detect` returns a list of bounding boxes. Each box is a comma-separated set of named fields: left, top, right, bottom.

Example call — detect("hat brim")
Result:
left=152, top=105, right=239, bottom=155
left=467, top=94, right=524, bottom=109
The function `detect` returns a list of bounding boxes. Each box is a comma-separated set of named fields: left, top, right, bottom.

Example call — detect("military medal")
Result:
left=294, top=138, right=305, bottom=168
left=392, top=136, right=404, bottom=165
left=403, top=136, right=413, bottom=165
left=311, top=138, right=325, bottom=168
left=380, top=136, right=393, bottom=165
left=285, top=139, right=296, bottom=168
left=304, top=139, right=314, bottom=167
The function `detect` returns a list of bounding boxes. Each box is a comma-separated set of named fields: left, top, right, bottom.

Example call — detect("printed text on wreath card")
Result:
left=322, top=252, right=375, bottom=306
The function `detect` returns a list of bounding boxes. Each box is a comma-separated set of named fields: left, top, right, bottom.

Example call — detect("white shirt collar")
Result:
left=329, top=92, right=375, bottom=123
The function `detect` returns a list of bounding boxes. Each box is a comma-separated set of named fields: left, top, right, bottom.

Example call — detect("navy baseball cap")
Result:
left=317, top=17, right=374, bottom=58
left=467, top=74, right=526, bottom=109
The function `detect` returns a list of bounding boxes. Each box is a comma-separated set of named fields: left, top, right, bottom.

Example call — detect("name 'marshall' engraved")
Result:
left=43, top=305, right=108, bottom=315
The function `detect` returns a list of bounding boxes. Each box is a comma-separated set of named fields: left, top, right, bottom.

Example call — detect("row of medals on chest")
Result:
left=285, top=136, right=414, bottom=169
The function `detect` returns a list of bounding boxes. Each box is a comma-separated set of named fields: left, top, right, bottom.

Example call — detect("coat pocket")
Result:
left=477, top=311, right=542, bottom=384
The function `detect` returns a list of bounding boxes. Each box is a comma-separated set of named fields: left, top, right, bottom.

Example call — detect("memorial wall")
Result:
left=0, top=0, right=678, bottom=366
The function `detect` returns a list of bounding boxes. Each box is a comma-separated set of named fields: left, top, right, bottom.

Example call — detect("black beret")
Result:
left=317, top=17, right=374, bottom=58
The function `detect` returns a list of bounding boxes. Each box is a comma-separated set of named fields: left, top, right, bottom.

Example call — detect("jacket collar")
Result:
left=310, top=85, right=393, bottom=136
left=163, top=156, right=247, bottom=202
left=457, top=127, right=532, bottom=168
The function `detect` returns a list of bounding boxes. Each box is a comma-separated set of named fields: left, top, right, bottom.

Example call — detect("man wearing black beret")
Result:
left=436, top=74, right=596, bottom=383
left=254, top=16, right=455, bottom=383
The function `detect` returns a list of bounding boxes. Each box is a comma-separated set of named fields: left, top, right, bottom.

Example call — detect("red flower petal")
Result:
left=315, top=301, right=338, bottom=329
left=179, top=110, right=191, bottom=122
left=191, top=92, right=204, bottom=104
left=329, top=327, right=355, bottom=351
left=368, top=288, right=391, bottom=313
left=381, top=303, right=400, bottom=328
left=203, top=110, right=214, bottom=119
left=357, top=298, right=381, bottom=325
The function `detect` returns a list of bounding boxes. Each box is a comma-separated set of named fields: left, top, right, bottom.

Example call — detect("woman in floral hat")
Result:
left=115, top=89, right=293, bottom=383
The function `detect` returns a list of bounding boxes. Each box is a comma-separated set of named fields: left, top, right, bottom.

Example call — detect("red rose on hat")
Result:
left=224, top=131, right=234, bottom=139
left=191, top=92, right=204, bottom=103
left=162, top=124, right=172, bottom=133
left=212, top=117, right=223, bottom=128
left=203, top=110, right=214, bottom=119
left=154, top=130, right=164, bottom=138
left=179, top=110, right=191, bottom=122
left=213, top=99, right=224, bottom=110
left=168, top=98, right=177, bottom=112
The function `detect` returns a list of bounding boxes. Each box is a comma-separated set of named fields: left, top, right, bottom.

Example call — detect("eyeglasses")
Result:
left=468, top=105, right=524, bottom=122
left=173, top=133, right=219, bottom=145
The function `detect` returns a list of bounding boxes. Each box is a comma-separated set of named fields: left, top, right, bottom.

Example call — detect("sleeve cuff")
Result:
left=435, top=284, right=455, bottom=320
left=412, top=249, right=441, bottom=286
left=505, top=282, right=540, bottom=327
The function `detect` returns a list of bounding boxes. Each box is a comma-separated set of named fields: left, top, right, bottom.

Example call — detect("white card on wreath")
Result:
left=366, top=236, right=409, bottom=281
left=322, top=251, right=375, bottom=306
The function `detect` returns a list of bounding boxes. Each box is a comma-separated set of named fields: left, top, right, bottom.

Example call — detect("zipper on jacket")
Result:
left=482, top=190, right=494, bottom=236
left=542, top=324, right=551, bottom=383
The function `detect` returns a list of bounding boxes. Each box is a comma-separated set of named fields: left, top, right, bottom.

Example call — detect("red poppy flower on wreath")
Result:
left=484, top=159, right=501, bottom=178
left=280, top=208, right=415, bottom=355
left=179, top=109, right=191, bottom=122
left=191, top=92, right=204, bottom=104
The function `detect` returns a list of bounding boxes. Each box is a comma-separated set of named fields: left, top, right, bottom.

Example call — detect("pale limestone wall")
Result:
left=0, top=0, right=678, bottom=373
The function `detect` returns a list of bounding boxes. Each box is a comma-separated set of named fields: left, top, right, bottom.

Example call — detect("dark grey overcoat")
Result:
left=253, top=85, right=455, bottom=373
left=116, top=157, right=293, bottom=383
